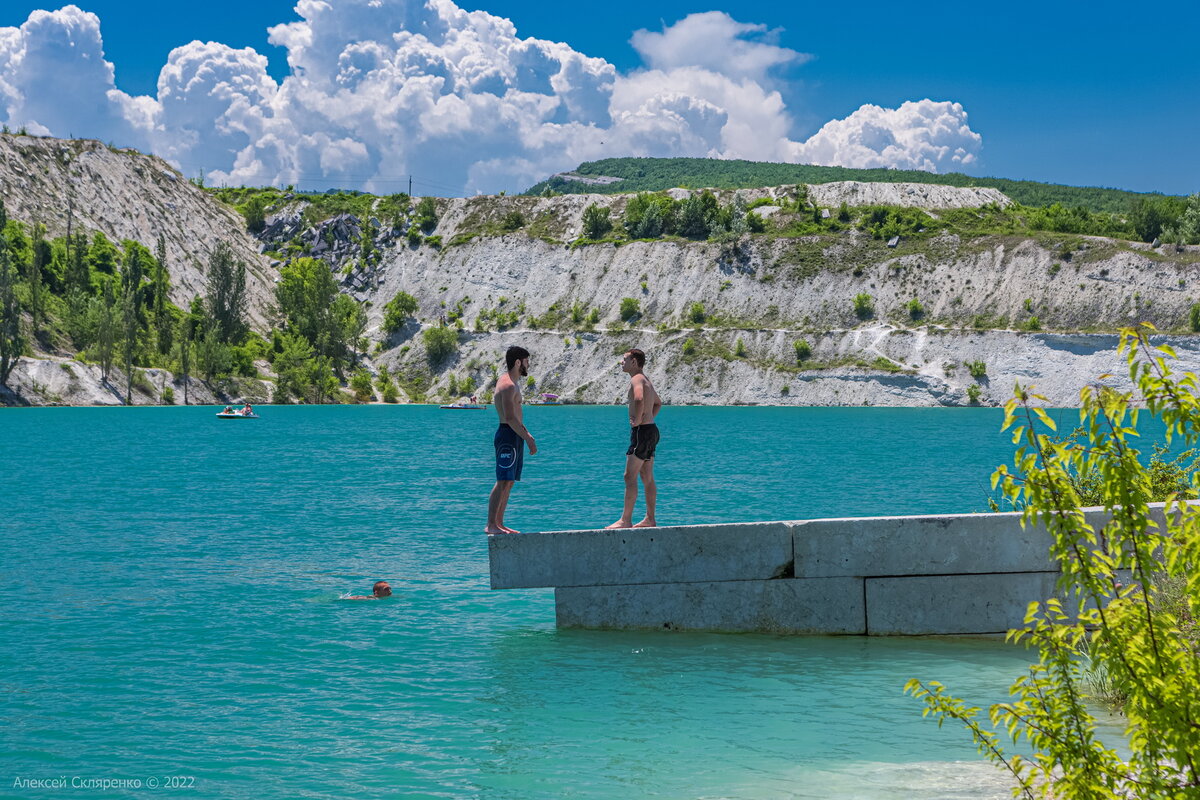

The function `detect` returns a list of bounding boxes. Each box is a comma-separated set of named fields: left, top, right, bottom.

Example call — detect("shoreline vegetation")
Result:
left=910, top=329, right=1200, bottom=798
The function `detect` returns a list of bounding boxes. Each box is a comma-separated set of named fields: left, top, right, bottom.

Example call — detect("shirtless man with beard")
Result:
left=486, top=346, right=538, bottom=534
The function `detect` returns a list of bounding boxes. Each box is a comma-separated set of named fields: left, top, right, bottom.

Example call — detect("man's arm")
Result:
left=508, top=393, right=538, bottom=454
left=629, top=377, right=645, bottom=425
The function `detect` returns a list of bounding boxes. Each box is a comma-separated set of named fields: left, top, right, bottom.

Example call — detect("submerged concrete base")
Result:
left=556, top=577, right=865, bottom=634
left=489, top=506, right=1169, bottom=635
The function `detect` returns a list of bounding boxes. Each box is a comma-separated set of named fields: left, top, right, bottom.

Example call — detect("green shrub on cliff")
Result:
left=852, top=293, right=874, bottom=320
left=383, top=292, right=419, bottom=333
left=350, top=369, right=374, bottom=402
left=581, top=204, right=613, bottom=240
left=422, top=325, right=457, bottom=365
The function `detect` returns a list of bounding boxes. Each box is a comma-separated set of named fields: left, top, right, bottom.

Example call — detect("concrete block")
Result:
left=791, top=512, right=1060, bottom=578
left=489, top=522, right=793, bottom=589
left=555, top=577, right=864, bottom=634
left=865, top=572, right=1060, bottom=635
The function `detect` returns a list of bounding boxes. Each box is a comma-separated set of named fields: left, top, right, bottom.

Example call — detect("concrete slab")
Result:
left=489, top=522, right=793, bottom=589
left=555, top=577, right=865, bottom=634
left=865, top=572, right=1060, bottom=635
left=790, top=512, right=1062, bottom=578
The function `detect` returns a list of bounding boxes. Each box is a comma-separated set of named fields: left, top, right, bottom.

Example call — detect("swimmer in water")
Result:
left=346, top=581, right=392, bottom=600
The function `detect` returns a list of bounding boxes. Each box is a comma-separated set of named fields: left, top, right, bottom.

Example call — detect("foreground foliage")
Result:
left=907, top=325, right=1200, bottom=798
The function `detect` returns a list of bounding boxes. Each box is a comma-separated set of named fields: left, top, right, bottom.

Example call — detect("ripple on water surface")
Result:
left=2, top=405, right=1087, bottom=798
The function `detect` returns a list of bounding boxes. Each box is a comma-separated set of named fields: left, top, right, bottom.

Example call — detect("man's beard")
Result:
left=520, top=363, right=528, bottom=377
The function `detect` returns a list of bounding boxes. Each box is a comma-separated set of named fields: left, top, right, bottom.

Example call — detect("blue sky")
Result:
left=1, top=1, right=1196, bottom=195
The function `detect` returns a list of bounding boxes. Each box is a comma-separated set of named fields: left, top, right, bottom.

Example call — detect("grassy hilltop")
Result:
left=525, top=157, right=1187, bottom=216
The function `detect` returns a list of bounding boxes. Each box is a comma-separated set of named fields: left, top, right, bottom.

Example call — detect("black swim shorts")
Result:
left=627, top=423, right=660, bottom=460
left=494, top=424, right=524, bottom=481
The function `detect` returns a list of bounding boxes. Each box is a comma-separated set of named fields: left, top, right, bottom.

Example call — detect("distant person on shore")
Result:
left=486, top=346, right=537, bottom=534
left=607, top=348, right=661, bottom=529
left=346, top=581, right=392, bottom=600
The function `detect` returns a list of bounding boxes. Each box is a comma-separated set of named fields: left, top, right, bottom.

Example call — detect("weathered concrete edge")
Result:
left=489, top=521, right=793, bottom=590
left=491, top=505, right=1182, bottom=590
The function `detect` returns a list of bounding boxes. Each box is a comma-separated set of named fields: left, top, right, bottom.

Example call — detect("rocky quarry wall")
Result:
left=4, top=134, right=1200, bottom=407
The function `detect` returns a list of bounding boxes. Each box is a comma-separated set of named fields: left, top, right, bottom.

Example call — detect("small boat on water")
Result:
left=217, top=404, right=259, bottom=419
left=533, top=393, right=563, bottom=405
left=440, top=396, right=486, bottom=410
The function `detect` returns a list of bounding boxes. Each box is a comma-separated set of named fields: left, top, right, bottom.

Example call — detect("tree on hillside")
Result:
left=88, top=232, right=119, bottom=276
left=92, top=281, right=119, bottom=382
left=275, top=257, right=340, bottom=359
left=243, top=195, right=267, bottom=233
left=677, top=191, right=718, bottom=239
left=27, top=223, right=47, bottom=332
left=273, top=330, right=314, bottom=403
left=153, top=234, right=172, bottom=356
left=581, top=204, right=612, bottom=240
left=1128, top=197, right=1182, bottom=243
left=64, top=230, right=91, bottom=349
left=415, top=197, right=438, bottom=232
left=176, top=314, right=192, bottom=405
left=0, top=204, right=24, bottom=388
left=334, top=294, right=368, bottom=366
left=196, top=324, right=231, bottom=380
left=383, top=291, right=419, bottom=333
left=120, top=244, right=147, bottom=404
left=422, top=325, right=458, bottom=365
left=1162, top=194, right=1200, bottom=245
left=205, top=242, right=248, bottom=345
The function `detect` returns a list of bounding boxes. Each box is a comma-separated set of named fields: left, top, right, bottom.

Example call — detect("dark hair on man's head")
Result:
left=506, top=346, right=530, bottom=370
left=629, top=348, right=646, bottom=368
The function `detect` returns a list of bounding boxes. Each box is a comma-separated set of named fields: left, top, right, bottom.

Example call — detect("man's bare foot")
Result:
left=632, top=519, right=657, bottom=528
left=500, top=525, right=521, bottom=534
left=484, top=525, right=506, bottom=534
left=605, top=520, right=632, bottom=529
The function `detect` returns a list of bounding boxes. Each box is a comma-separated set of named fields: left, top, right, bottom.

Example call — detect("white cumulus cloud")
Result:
left=789, top=100, right=982, bottom=172
left=630, top=11, right=810, bottom=85
left=0, top=2, right=985, bottom=194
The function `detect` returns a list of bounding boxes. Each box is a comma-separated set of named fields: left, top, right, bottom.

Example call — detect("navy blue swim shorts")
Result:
left=494, top=424, right=524, bottom=481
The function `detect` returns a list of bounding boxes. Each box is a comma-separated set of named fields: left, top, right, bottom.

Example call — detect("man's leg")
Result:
left=633, top=458, right=656, bottom=527
left=486, top=480, right=514, bottom=534
left=606, top=454, right=644, bottom=528
left=496, top=481, right=520, bottom=534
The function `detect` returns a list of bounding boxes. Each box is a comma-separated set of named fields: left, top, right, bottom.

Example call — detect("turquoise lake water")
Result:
left=1, top=405, right=1100, bottom=798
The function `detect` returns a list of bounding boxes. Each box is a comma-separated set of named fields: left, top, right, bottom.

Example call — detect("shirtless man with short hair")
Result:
left=607, top=348, right=661, bottom=529
left=486, top=346, right=537, bottom=534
